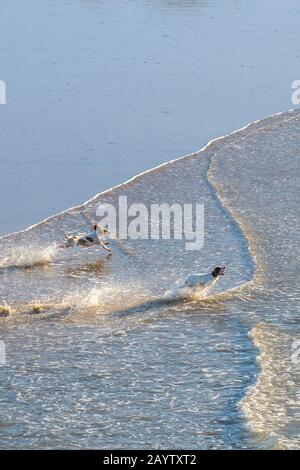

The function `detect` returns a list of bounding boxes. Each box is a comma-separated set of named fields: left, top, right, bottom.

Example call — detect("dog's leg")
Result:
left=100, top=240, right=112, bottom=252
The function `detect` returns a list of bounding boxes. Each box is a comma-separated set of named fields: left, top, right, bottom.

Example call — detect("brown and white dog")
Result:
left=61, top=224, right=112, bottom=252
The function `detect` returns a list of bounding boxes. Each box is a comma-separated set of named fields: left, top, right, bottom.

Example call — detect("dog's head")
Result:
left=212, top=266, right=226, bottom=278
left=94, top=224, right=108, bottom=235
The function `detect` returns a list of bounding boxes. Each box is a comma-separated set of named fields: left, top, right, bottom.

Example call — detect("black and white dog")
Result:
left=181, top=266, right=226, bottom=294
left=61, top=224, right=112, bottom=252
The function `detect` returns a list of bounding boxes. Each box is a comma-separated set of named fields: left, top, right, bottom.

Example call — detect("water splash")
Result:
left=61, top=281, right=151, bottom=314
left=0, top=243, right=59, bottom=269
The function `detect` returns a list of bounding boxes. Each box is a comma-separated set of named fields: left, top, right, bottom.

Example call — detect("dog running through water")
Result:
left=61, top=224, right=112, bottom=252
left=179, top=266, right=226, bottom=295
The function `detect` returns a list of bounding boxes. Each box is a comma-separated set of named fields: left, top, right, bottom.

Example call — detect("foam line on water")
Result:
left=240, top=323, right=300, bottom=450
left=0, top=108, right=296, bottom=242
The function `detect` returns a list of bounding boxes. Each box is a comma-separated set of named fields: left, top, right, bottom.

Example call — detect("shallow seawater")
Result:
left=209, top=109, right=300, bottom=449
left=0, top=109, right=299, bottom=449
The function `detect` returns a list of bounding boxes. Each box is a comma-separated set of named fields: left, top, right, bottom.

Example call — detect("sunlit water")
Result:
left=0, top=109, right=299, bottom=449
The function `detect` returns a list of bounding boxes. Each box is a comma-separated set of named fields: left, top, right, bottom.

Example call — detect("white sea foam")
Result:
left=240, top=323, right=300, bottom=450
left=0, top=243, right=59, bottom=269
left=166, top=277, right=216, bottom=301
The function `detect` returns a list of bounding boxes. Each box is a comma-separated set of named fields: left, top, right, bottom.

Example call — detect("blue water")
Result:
left=1, top=0, right=300, bottom=234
